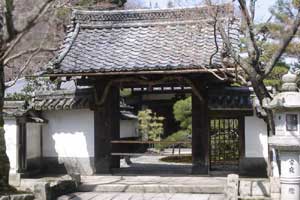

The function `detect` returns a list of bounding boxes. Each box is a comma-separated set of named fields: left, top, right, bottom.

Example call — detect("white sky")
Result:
left=254, top=0, right=276, bottom=22
left=125, top=0, right=277, bottom=23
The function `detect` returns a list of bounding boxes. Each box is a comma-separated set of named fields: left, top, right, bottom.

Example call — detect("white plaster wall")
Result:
left=120, top=120, right=138, bottom=138
left=26, top=123, right=41, bottom=159
left=42, top=109, right=94, bottom=158
left=245, top=116, right=268, bottom=158
left=4, top=119, right=18, bottom=173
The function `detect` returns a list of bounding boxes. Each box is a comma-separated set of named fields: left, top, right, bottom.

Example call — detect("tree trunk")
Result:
left=0, top=2, right=10, bottom=191
left=250, top=75, right=275, bottom=136
left=250, top=75, right=275, bottom=177
left=0, top=61, right=10, bottom=190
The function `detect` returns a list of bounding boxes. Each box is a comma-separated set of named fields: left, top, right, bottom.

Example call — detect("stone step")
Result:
left=58, top=192, right=225, bottom=200
left=79, top=175, right=226, bottom=194
left=78, top=183, right=225, bottom=194
left=239, top=197, right=272, bottom=200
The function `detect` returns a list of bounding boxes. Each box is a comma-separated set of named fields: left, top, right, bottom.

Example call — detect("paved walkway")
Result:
left=58, top=192, right=224, bottom=200
left=117, top=155, right=192, bottom=175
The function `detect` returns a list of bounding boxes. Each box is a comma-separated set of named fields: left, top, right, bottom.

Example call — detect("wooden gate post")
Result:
left=192, top=82, right=209, bottom=174
left=94, top=80, right=120, bottom=174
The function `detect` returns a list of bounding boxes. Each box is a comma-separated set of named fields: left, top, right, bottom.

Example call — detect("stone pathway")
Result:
left=59, top=155, right=227, bottom=200
left=117, top=155, right=192, bottom=175
left=58, top=192, right=224, bottom=200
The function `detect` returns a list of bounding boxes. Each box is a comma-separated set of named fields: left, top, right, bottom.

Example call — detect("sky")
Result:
left=125, top=0, right=277, bottom=23
left=254, top=0, right=276, bottom=22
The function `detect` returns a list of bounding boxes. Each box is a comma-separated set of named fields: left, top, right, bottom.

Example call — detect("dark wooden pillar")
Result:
left=192, top=83, right=209, bottom=174
left=94, top=81, right=120, bottom=174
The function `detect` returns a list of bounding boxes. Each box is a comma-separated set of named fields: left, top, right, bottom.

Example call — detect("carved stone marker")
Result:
left=225, top=174, right=239, bottom=200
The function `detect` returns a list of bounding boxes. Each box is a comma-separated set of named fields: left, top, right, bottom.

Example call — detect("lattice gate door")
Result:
left=210, top=118, right=240, bottom=171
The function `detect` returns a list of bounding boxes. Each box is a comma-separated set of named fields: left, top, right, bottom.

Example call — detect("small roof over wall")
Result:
left=45, top=5, right=239, bottom=76
left=3, top=101, right=28, bottom=117
left=32, top=89, right=93, bottom=111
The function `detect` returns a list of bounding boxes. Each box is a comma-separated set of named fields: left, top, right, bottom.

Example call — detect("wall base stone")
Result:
left=239, top=157, right=268, bottom=177
left=42, top=157, right=95, bottom=175
left=239, top=179, right=270, bottom=198
left=34, top=182, right=51, bottom=200
left=33, top=180, right=78, bottom=200
left=9, top=173, right=21, bottom=187
left=270, top=177, right=280, bottom=200
left=0, top=194, right=34, bottom=200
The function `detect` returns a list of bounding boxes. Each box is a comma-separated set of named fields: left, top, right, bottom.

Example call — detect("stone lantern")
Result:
left=267, top=72, right=300, bottom=200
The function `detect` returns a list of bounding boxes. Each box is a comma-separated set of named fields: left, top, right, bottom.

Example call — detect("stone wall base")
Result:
left=239, top=157, right=268, bottom=177
left=224, top=174, right=271, bottom=200
left=239, top=179, right=270, bottom=198
left=42, top=157, right=95, bottom=175
left=0, top=194, right=34, bottom=200
left=9, top=173, right=21, bottom=187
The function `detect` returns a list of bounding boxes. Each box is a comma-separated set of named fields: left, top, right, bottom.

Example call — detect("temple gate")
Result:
left=43, top=5, right=242, bottom=174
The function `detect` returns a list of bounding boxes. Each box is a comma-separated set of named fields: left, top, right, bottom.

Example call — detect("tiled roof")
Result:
left=33, top=96, right=91, bottom=111
left=46, top=5, right=239, bottom=75
left=4, top=101, right=28, bottom=117
left=32, top=89, right=93, bottom=111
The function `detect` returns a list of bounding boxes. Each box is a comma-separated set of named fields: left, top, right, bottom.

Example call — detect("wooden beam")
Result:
left=111, top=153, right=191, bottom=156
left=94, top=80, right=120, bottom=173
left=41, top=68, right=238, bottom=77
left=111, top=140, right=191, bottom=144
left=192, top=82, right=209, bottom=174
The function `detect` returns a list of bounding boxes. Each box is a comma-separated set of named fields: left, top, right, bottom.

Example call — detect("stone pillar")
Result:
left=192, top=83, right=209, bottom=174
left=267, top=72, right=300, bottom=200
left=280, top=152, right=300, bottom=200
left=94, top=81, right=120, bottom=174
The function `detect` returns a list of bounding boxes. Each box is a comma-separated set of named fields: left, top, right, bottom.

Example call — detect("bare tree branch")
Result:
left=1, top=0, right=54, bottom=61
left=3, top=47, right=57, bottom=65
left=5, top=48, right=42, bottom=88
left=0, top=1, right=5, bottom=52
left=204, top=0, right=251, bottom=75
left=238, top=0, right=260, bottom=65
left=4, top=0, right=17, bottom=41
left=17, top=0, right=55, bottom=34
left=209, top=13, right=220, bottom=66
left=264, top=9, right=300, bottom=77
left=4, top=0, right=59, bottom=88
left=250, top=0, right=256, bottom=22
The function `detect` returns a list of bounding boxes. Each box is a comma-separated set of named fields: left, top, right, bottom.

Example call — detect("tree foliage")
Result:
left=173, top=96, right=192, bottom=134
left=160, top=97, right=192, bottom=148
left=138, top=109, right=164, bottom=141
left=264, top=62, right=289, bottom=87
